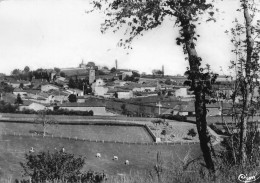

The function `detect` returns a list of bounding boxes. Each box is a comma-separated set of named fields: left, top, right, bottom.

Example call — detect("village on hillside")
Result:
left=2, top=0, right=260, bottom=181
left=0, top=60, right=242, bottom=118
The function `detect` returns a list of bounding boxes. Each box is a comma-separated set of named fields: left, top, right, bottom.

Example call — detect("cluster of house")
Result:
left=1, top=60, right=253, bottom=117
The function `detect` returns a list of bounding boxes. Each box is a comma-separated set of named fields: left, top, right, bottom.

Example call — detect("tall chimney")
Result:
left=162, top=65, right=164, bottom=77
left=115, top=59, right=118, bottom=70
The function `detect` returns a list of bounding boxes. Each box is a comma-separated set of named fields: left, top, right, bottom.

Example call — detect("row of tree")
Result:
left=92, top=0, right=260, bottom=179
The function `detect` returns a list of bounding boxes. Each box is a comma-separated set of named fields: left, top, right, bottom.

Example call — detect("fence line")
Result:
left=2, top=132, right=200, bottom=146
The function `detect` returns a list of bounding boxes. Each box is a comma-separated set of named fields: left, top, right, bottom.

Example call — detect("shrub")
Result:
left=68, top=94, right=77, bottom=103
left=159, top=114, right=187, bottom=121
left=161, top=129, right=167, bottom=136
left=88, top=110, right=94, bottom=116
left=20, top=150, right=106, bottom=183
left=15, top=94, right=23, bottom=105
left=0, top=101, right=18, bottom=113
left=187, top=128, right=197, bottom=137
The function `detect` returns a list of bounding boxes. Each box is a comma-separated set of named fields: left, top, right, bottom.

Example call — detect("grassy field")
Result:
left=0, top=122, right=153, bottom=143
left=0, top=135, right=201, bottom=180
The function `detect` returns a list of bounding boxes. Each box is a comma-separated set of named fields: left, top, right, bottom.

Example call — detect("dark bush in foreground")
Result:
left=20, top=150, right=105, bottom=183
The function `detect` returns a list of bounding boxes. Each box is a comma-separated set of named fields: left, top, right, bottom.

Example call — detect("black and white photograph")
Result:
left=0, top=0, right=259, bottom=182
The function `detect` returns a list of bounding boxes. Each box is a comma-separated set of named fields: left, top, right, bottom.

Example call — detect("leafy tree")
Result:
left=68, top=94, right=77, bottom=103
left=24, top=66, right=30, bottom=73
left=19, top=83, right=24, bottom=89
left=165, top=79, right=172, bottom=85
left=60, top=71, right=66, bottom=77
left=237, top=0, right=260, bottom=167
left=11, top=69, right=20, bottom=76
left=121, top=104, right=128, bottom=115
left=15, top=94, right=23, bottom=105
left=132, top=71, right=140, bottom=78
left=92, top=0, right=218, bottom=174
left=0, top=100, right=18, bottom=113
left=54, top=67, right=61, bottom=73
left=225, top=0, right=260, bottom=167
left=68, top=78, right=76, bottom=88
left=34, top=110, right=57, bottom=136
left=110, top=67, right=116, bottom=73
left=0, top=82, right=14, bottom=93
left=114, top=92, right=118, bottom=98
left=89, top=110, right=94, bottom=116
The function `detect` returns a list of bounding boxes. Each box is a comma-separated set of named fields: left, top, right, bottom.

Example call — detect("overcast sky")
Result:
left=0, top=0, right=254, bottom=75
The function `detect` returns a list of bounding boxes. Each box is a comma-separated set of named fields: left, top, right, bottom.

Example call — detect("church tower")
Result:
left=89, top=69, right=95, bottom=84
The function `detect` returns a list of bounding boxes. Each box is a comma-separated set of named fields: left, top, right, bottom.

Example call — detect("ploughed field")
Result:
left=0, top=122, right=153, bottom=143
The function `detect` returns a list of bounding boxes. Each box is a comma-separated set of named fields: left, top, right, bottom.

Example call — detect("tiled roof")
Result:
left=25, top=89, right=41, bottom=95
left=173, top=103, right=195, bottom=112
left=20, top=100, right=34, bottom=106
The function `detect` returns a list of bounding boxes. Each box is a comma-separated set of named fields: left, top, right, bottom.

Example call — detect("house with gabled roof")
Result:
left=107, top=88, right=133, bottom=99
left=173, top=103, right=195, bottom=116
left=19, top=101, right=53, bottom=111
left=13, top=88, right=28, bottom=97
left=173, top=102, right=230, bottom=116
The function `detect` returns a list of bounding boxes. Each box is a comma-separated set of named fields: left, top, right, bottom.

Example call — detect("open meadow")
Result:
left=0, top=134, right=201, bottom=180
left=0, top=118, right=205, bottom=180
left=0, top=122, right=154, bottom=143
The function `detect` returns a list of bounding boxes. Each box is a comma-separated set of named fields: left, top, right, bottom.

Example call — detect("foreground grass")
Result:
left=0, top=134, right=201, bottom=180
left=2, top=165, right=256, bottom=183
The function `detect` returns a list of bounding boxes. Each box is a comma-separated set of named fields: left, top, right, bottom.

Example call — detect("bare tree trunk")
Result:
left=240, top=0, right=254, bottom=167
left=183, top=22, right=215, bottom=174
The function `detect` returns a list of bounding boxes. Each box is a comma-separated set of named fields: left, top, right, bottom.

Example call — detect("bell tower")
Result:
left=89, top=69, right=95, bottom=84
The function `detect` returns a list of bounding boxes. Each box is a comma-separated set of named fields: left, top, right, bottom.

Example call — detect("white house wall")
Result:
left=94, top=86, right=109, bottom=96
left=118, top=91, right=133, bottom=99
left=175, top=88, right=188, bottom=97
